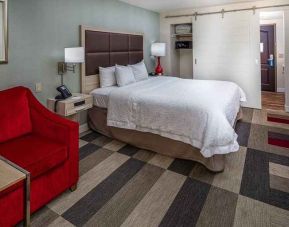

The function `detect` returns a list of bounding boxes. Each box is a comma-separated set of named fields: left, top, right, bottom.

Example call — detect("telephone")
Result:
left=55, top=85, right=72, bottom=100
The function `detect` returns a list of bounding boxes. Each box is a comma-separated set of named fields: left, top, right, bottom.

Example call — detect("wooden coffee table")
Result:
left=0, top=156, right=31, bottom=227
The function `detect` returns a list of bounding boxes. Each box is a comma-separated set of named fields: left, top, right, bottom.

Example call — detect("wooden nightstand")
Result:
left=47, top=93, right=93, bottom=122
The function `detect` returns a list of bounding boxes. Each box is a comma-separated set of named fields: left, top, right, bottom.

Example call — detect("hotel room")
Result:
left=0, top=0, right=289, bottom=226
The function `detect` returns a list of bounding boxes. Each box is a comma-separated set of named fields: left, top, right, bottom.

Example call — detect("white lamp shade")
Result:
left=151, top=43, right=166, bottom=57
left=65, top=47, right=85, bottom=63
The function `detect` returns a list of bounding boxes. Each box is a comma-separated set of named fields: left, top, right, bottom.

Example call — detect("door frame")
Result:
left=260, top=23, right=277, bottom=92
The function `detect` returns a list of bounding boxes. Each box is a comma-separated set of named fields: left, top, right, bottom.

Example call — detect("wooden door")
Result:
left=260, top=25, right=276, bottom=92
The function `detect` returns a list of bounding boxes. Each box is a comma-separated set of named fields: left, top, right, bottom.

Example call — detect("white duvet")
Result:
left=107, top=77, right=246, bottom=158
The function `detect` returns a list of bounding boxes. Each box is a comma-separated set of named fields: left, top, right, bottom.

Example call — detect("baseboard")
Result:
left=79, top=123, right=89, bottom=134
left=277, top=88, right=285, bottom=93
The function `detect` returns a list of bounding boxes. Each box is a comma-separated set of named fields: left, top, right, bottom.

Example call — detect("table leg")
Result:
left=24, top=173, right=30, bottom=227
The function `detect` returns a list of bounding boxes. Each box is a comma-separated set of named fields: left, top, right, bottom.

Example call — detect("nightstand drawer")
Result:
left=66, top=103, right=92, bottom=116
left=47, top=93, right=93, bottom=118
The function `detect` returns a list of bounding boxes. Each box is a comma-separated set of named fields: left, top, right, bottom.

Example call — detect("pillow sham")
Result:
left=115, top=65, right=136, bottom=87
left=129, top=60, right=149, bottom=82
left=99, top=66, right=117, bottom=88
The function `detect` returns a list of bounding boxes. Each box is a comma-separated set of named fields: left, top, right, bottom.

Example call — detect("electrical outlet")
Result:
left=35, top=83, right=42, bottom=92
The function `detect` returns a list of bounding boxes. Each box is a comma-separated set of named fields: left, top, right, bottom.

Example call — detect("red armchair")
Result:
left=0, top=86, right=79, bottom=226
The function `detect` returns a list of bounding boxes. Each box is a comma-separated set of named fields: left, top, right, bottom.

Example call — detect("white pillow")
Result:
left=115, top=65, right=136, bottom=87
left=129, top=60, right=149, bottom=82
left=99, top=66, right=116, bottom=88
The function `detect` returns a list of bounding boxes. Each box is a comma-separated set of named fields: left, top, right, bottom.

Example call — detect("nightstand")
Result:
left=47, top=93, right=93, bottom=122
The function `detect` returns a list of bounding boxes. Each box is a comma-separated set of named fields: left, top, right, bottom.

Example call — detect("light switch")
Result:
left=35, top=83, right=42, bottom=92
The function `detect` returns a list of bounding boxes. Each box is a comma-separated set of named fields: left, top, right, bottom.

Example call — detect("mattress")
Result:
left=90, top=86, right=118, bottom=108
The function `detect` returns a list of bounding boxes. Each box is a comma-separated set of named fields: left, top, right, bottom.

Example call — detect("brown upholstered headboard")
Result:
left=80, top=25, right=144, bottom=93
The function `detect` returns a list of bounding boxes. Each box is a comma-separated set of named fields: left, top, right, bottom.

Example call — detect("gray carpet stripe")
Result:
left=85, top=164, right=164, bottom=227
left=80, top=131, right=102, bottom=142
left=48, top=153, right=129, bottom=215
left=196, top=187, right=238, bottom=227
left=159, top=178, right=210, bottom=227
left=79, top=148, right=113, bottom=176
left=79, top=143, right=100, bottom=160
left=121, top=171, right=186, bottom=227
left=168, top=158, right=196, bottom=176
left=62, top=158, right=145, bottom=226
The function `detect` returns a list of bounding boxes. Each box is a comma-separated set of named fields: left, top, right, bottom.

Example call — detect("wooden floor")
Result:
left=262, top=91, right=285, bottom=111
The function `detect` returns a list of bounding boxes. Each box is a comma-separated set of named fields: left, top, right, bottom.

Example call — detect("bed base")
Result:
left=88, top=107, right=242, bottom=172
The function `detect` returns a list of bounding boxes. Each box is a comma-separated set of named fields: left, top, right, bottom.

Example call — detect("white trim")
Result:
left=79, top=123, right=89, bottom=134
left=285, top=105, right=289, bottom=112
left=277, top=88, right=285, bottom=92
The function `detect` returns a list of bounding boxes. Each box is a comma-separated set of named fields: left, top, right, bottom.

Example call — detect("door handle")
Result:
left=268, top=55, right=274, bottom=67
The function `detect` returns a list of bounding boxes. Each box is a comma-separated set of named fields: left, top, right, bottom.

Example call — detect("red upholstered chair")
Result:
left=0, top=86, right=79, bottom=226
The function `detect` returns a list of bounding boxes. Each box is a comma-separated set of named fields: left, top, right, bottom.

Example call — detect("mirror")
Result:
left=0, top=0, right=7, bottom=64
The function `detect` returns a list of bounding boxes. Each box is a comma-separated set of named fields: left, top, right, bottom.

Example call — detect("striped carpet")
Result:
left=19, top=107, right=289, bottom=227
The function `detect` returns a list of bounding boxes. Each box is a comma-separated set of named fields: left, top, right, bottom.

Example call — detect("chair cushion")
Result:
left=0, top=134, right=68, bottom=178
left=0, top=87, right=32, bottom=143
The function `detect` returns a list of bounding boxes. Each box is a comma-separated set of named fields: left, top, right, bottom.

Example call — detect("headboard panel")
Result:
left=80, top=26, right=144, bottom=93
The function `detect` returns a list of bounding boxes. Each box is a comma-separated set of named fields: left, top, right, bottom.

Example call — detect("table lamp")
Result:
left=151, top=43, right=166, bottom=75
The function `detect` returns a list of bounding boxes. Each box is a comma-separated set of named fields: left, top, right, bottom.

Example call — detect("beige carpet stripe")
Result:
left=85, top=164, right=164, bottom=227
left=270, top=174, right=289, bottom=193
left=103, top=140, right=126, bottom=151
left=79, top=148, right=113, bottom=176
left=121, top=171, right=186, bottom=227
left=133, top=150, right=155, bottom=162
left=27, top=207, right=58, bottom=227
left=212, top=147, right=247, bottom=193
left=233, top=195, right=289, bottom=227
left=196, top=187, right=238, bottom=227
left=79, top=139, right=88, bottom=148
left=48, top=152, right=129, bottom=215
left=47, top=217, right=74, bottom=227
left=269, top=162, right=289, bottom=179
left=148, top=153, right=174, bottom=169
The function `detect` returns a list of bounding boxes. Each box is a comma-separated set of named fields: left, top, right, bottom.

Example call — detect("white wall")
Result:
left=260, top=13, right=285, bottom=92
left=284, top=10, right=289, bottom=111
left=179, top=49, right=193, bottom=78
left=0, top=3, right=4, bottom=60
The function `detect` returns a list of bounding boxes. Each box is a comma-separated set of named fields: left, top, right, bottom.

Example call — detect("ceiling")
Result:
left=119, top=0, right=268, bottom=12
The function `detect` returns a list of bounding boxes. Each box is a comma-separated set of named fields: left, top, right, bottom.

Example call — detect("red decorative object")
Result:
left=155, top=56, right=163, bottom=75
left=0, top=86, right=79, bottom=226
left=267, top=116, right=289, bottom=125
left=268, top=137, right=289, bottom=148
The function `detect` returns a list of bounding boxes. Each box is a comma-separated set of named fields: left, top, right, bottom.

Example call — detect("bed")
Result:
left=80, top=25, right=245, bottom=172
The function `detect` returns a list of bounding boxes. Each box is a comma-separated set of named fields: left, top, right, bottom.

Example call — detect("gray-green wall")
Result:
left=0, top=0, right=159, bottom=104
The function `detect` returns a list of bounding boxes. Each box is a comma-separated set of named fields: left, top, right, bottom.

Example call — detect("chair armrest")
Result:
left=27, top=89, right=79, bottom=144
left=26, top=88, right=79, bottom=184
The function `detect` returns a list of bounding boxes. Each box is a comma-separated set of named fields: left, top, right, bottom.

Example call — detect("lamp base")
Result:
left=58, top=62, right=67, bottom=75
left=57, top=62, right=77, bottom=75
left=155, top=57, right=163, bottom=76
